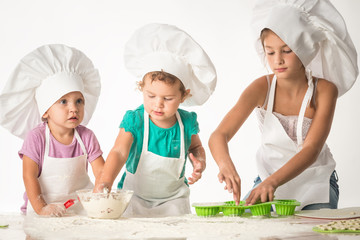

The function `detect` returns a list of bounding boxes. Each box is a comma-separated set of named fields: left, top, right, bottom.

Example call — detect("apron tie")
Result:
left=296, top=68, right=314, bottom=150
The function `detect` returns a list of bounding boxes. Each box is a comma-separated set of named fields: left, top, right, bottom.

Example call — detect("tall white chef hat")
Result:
left=124, top=23, right=217, bottom=106
left=0, top=44, right=101, bottom=139
left=252, top=0, right=358, bottom=97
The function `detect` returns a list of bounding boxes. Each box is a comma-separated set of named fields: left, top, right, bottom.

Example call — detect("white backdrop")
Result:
left=0, top=0, right=359, bottom=213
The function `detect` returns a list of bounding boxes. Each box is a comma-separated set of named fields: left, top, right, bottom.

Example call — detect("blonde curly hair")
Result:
left=137, top=70, right=191, bottom=98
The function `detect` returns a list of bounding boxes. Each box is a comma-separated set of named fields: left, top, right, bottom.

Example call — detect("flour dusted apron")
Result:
left=27, top=124, right=94, bottom=215
left=122, top=111, right=190, bottom=217
left=256, top=74, right=335, bottom=210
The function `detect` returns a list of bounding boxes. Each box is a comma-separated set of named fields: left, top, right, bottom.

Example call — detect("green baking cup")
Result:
left=248, top=202, right=273, bottom=216
left=222, top=206, right=245, bottom=216
left=274, top=199, right=300, bottom=216
left=192, top=202, right=224, bottom=217
left=221, top=201, right=246, bottom=216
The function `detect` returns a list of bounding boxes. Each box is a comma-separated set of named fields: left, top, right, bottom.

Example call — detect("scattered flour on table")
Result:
left=0, top=213, right=27, bottom=239
left=19, top=213, right=314, bottom=240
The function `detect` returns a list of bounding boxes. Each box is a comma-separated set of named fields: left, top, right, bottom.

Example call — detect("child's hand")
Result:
left=93, top=183, right=111, bottom=193
left=39, top=203, right=66, bottom=217
left=188, top=153, right=206, bottom=185
left=218, top=164, right=241, bottom=205
left=245, top=180, right=275, bottom=206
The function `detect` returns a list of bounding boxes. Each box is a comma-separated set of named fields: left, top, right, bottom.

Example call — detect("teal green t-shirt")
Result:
left=118, top=105, right=200, bottom=188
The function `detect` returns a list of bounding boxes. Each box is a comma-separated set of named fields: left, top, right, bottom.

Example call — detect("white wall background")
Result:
left=0, top=0, right=359, bottom=213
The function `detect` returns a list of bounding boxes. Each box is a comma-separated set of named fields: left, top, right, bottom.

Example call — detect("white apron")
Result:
left=122, top=111, right=190, bottom=217
left=256, top=74, right=336, bottom=210
left=27, top=124, right=94, bottom=215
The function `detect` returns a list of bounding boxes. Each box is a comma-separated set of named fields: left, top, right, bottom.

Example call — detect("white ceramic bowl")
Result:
left=76, top=189, right=133, bottom=219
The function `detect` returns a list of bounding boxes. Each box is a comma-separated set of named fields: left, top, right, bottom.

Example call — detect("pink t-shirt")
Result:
left=19, top=122, right=103, bottom=175
left=18, top=122, right=103, bottom=213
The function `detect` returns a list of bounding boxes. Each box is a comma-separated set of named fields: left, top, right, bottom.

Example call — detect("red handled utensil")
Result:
left=64, top=198, right=79, bottom=209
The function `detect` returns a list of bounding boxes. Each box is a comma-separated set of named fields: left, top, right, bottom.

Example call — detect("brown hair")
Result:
left=138, top=70, right=189, bottom=97
left=260, top=28, right=272, bottom=48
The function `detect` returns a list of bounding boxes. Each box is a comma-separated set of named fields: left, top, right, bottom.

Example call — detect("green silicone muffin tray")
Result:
left=192, top=199, right=300, bottom=217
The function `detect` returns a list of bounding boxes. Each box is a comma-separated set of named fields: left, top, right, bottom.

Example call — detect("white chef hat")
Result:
left=252, top=0, right=358, bottom=97
left=0, top=44, right=101, bottom=139
left=124, top=23, right=217, bottom=106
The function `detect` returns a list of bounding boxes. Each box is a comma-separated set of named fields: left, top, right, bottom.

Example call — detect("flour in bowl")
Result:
left=77, top=189, right=133, bottom=219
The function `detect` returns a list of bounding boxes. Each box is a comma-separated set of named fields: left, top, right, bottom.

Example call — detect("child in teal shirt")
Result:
left=118, top=104, right=199, bottom=189
left=95, top=23, right=217, bottom=217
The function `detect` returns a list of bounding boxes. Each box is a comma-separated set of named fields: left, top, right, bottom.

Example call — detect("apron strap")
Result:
left=74, top=128, right=88, bottom=156
left=45, top=124, right=51, bottom=157
left=296, top=69, right=314, bottom=148
left=44, top=124, right=88, bottom=156
left=142, top=110, right=185, bottom=159
left=266, top=75, right=277, bottom=113
left=175, top=111, right=185, bottom=160
left=142, top=111, right=150, bottom=153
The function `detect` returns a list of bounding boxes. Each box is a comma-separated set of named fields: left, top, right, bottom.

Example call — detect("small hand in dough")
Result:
left=39, top=203, right=66, bottom=217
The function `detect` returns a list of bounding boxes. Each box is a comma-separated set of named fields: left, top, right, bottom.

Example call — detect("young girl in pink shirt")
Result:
left=0, top=44, right=104, bottom=217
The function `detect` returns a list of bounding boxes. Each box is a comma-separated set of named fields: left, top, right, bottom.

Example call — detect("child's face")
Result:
left=142, top=75, right=186, bottom=127
left=42, top=91, right=85, bottom=130
left=263, top=30, right=304, bottom=78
